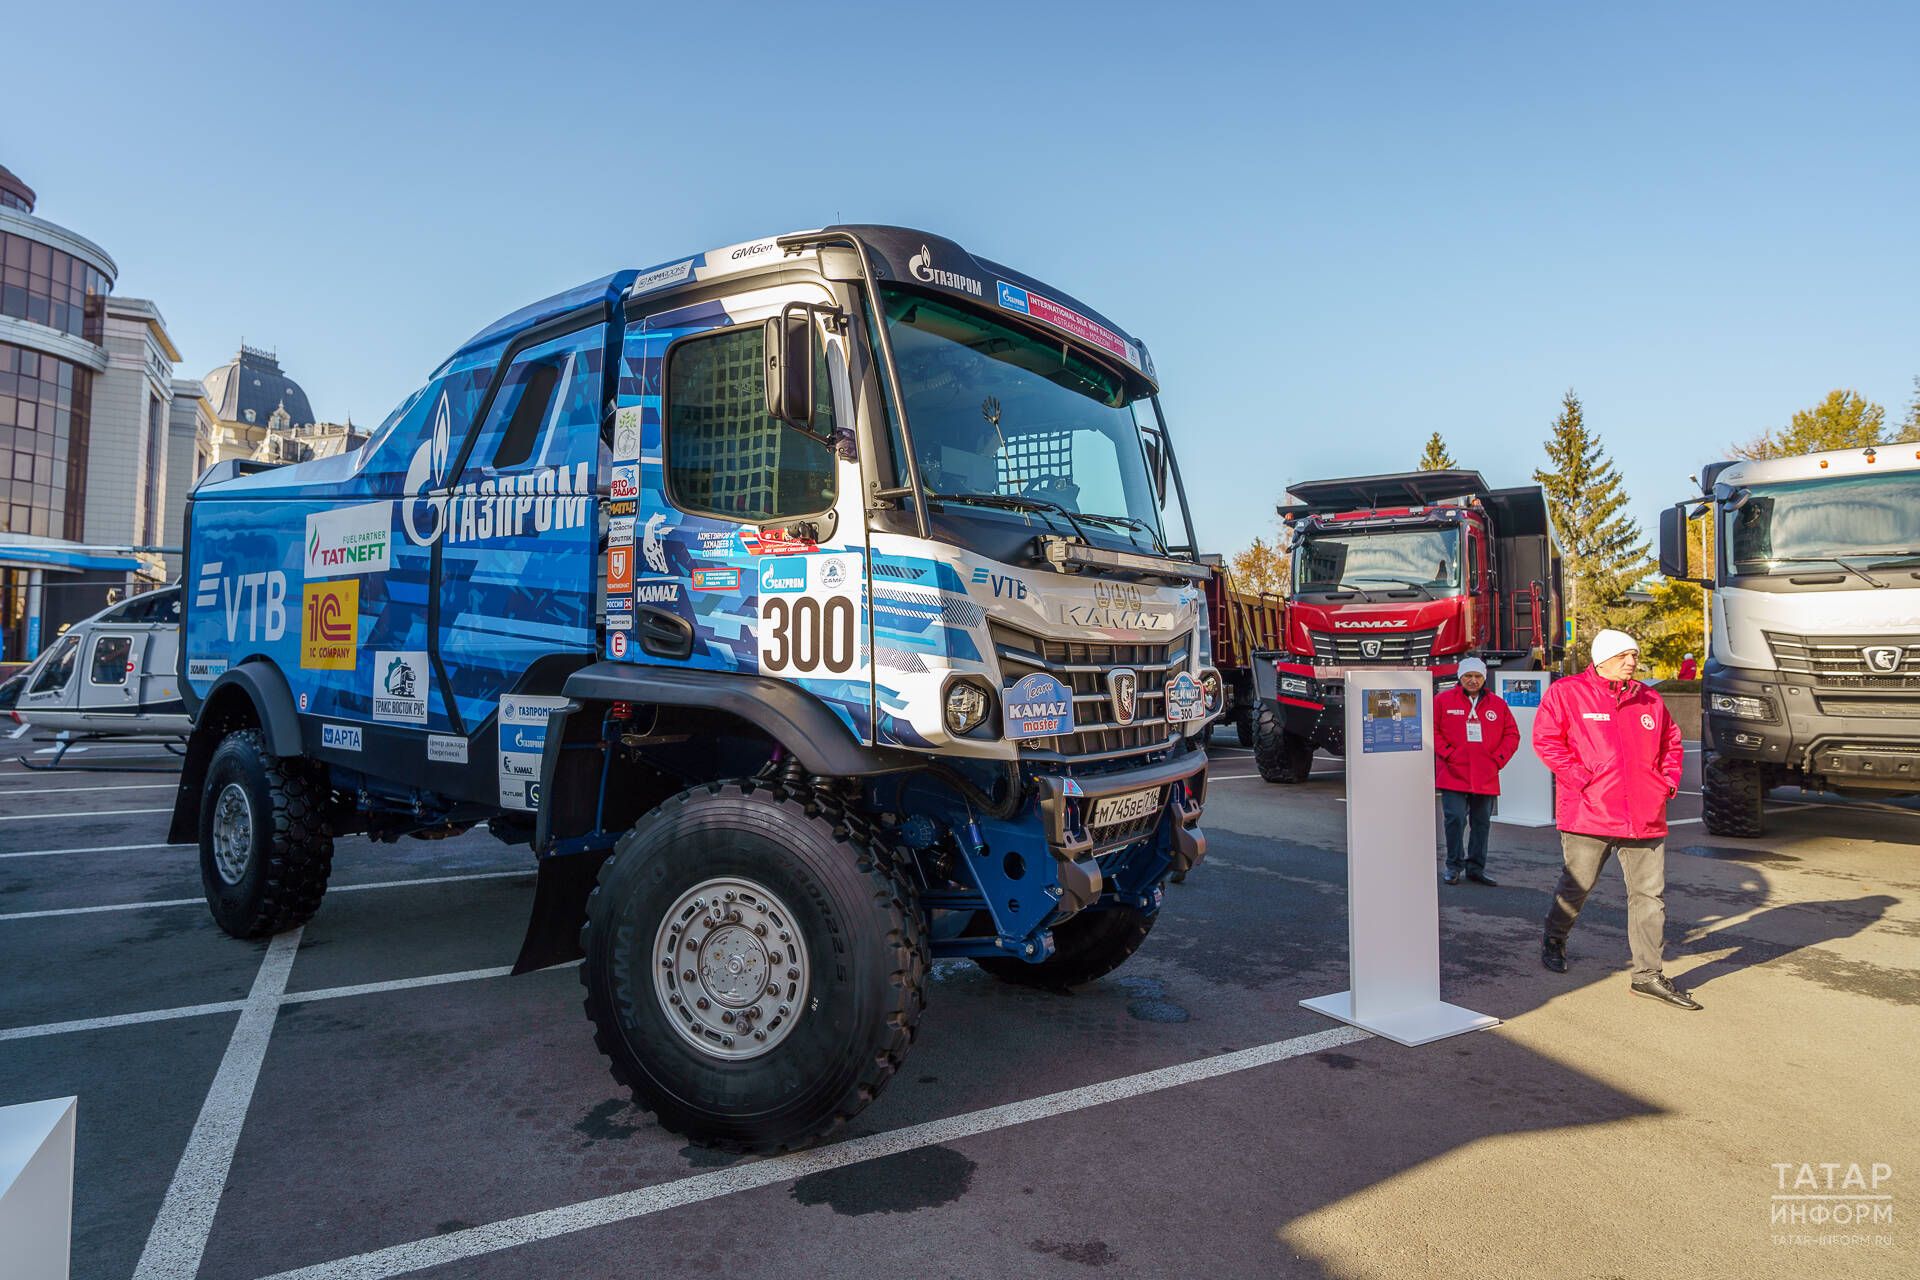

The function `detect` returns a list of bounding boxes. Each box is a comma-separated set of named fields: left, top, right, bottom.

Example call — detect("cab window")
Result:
left=664, top=326, right=836, bottom=524
left=29, top=633, right=79, bottom=694
left=89, top=635, right=132, bottom=686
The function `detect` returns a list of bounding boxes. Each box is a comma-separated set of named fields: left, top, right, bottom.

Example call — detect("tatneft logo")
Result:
left=401, top=391, right=591, bottom=546
left=320, top=723, right=362, bottom=752
left=1334, top=620, right=1404, bottom=629
left=760, top=558, right=806, bottom=593
left=1770, top=1160, right=1893, bottom=1248
left=197, top=562, right=288, bottom=642
left=908, top=244, right=984, bottom=296
left=305, top=502, right=392, bottom=578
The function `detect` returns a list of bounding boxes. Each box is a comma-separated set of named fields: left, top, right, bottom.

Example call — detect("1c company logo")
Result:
left=301, top=580, right=358, bottom=670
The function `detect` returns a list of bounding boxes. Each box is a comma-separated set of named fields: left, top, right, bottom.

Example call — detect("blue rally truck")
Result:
left=173, top=226, right=1220, bottom=1149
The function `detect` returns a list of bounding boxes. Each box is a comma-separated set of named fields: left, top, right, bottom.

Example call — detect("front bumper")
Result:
left=1705, top=664, right=1920, bottom=791
left=1031, top=749, right=1210, bottom=913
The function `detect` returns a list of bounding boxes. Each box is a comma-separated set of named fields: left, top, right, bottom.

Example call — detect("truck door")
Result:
left=616, top=281, right=874, bottom=743
left=433, top=318, right=608, bottom=732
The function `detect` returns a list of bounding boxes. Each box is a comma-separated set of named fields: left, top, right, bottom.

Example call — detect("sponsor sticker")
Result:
left=321, top=723, right=362, bottom=752
left=995, top=279, right=1140, bottom=369
left=740, top=527, right=817, bottom=556
left=641, top=512, right=672, bottom=574
left=498, top=694, right=569, bottom=811
left=304, top=501, right=392, bottom=578
left=1164, top=671, right=1204, bottom=723
left=610, top=515, right=635, bottom=546
left=760, top=558, right=807, bottom=593
left=607, top=499, right=637, bottom=517
left=186, top=658, right=228, bottom=681
left=372, top=651, right=428, bottom=724
left=610, top=465, right=639, bottom=501
left=299, top=692, right=308, bottom=710
left=612, top=407, right=642, bottom=462
left=608, top=545, right=634, bottom=593
left=606, top=610, right=634, bottom=631
left=691, top=567, right=741, bottom=591
left=629, top=258, right=695, bottom=296
left=427, top=734, right=468, bottom=764
left=609, top=630, right=628, bottom=658
left=633, top=580, right=681, bottom=604
left=1004, top=672, right=1076, bottom=738
left=301, top=580, right=359, bottom=670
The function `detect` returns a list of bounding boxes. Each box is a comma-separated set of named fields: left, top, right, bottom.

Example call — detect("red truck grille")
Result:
left=1308, top=628, right=1438, bottom=665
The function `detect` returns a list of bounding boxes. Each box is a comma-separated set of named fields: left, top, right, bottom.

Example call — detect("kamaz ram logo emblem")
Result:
left=1360, top=639, right=1383, bottom=659
left=1863, top=646, right=1903, bottom=674
left=1107, top=668, right=1139, bottom=726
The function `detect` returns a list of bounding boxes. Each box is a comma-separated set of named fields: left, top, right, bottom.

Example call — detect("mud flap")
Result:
left=512, top=850, right=612, bottom=974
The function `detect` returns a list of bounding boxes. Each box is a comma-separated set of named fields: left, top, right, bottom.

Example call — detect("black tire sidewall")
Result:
left=198, top=732, right=276, bottom=936
left=585, top=786, right=905, bottom=1144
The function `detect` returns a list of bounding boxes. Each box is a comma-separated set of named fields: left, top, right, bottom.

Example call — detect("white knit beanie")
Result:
left=1590, top=629, right=1639, bottom=666
left=1457, top=656, right=1488, bottom=679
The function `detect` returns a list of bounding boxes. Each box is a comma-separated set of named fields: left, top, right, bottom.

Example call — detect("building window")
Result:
left=0, top=340, right=91, bottom=539
left=0, top=231, right=110, bottom=342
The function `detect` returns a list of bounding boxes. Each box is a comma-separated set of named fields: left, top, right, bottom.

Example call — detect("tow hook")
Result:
left=1168, top=779, right=1207, bottom=880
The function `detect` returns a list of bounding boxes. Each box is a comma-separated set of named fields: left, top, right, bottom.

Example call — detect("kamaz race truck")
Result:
left=1249, top=470, right=1563, bottom=782
left=1659, top=444, right=1920, bottom=836
left=171, top=225, right=1220, bottom=1149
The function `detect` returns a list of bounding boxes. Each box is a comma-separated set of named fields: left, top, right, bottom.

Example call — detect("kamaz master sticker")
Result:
left=1005, top=672, right=1074, bottom=738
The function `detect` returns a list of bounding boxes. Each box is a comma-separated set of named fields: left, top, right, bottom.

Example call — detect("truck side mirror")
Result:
left=1657, top=504, right=1689, bottom=579
left=763, top=310, right=816, bottom=431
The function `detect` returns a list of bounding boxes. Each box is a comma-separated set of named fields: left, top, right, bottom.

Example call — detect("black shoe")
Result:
left=1631, top=975, right=1703, bottom=1010
left=1443, top=870, right=1461, bottom=885
left=1466, top=870, right=1498, bottom=886
left=1541, top=937, right=1568, bottom=973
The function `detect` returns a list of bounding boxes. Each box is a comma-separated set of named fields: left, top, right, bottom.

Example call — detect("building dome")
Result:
left=202, top=344, right=316, bottom=428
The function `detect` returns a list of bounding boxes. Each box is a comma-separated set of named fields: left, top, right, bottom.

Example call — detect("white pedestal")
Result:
left=1301, top=670, right=1499, bottom=1047
left=0, top=1097, right=76, bottom=1280
left=1491, top=671, right=1556, bottom=827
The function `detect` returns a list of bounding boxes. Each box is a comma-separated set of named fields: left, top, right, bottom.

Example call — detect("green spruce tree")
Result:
left=1533, top=390, right=1649, bottom=669
left=1416, top=431, right=1457, bottom=471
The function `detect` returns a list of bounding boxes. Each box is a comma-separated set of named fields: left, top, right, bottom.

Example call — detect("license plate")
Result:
left=1089, top=786, right=1163, bottom=827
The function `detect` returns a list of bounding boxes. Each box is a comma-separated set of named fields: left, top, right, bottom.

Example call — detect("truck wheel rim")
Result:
left=652, top=876, right=809, bottom=1061
left=211, top=782, right=254, bottom=885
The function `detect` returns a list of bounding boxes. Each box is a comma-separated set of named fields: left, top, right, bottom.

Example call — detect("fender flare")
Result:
left=560, top=661, right=920, bottom=778
left=167, top=661, right=304, bottom=844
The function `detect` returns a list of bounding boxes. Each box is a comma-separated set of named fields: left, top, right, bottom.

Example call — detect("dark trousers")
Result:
left=1543, top=833, right=1667, bottom=980
left=1439, top=789, right=1493, bottom=874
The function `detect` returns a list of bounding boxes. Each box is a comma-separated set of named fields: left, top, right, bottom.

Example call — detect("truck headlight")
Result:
left=1200, top=668, right=1222, bottom=713
left=944, top=680, right=993, bottom=735
left=1279, top=675, right=1311, bottom=696
left=1709, top=692, right=1773, bottom=721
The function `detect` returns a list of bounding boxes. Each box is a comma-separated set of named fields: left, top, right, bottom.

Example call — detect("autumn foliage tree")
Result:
left=1228, top=536, right=1289, bottom=597
left=1732, top=389, right=1891, bottom=459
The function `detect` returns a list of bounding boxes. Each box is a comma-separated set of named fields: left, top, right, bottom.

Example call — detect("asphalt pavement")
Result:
left=1, top=729, right=1915, bottom=1279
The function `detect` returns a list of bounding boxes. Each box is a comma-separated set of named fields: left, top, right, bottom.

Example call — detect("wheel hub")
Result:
left=211, top=782, right=254, bottom=886
left=653, top=876, right=808, bottom=1061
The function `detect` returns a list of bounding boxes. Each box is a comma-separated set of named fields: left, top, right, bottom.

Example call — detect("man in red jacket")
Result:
left=1533, top=628, right=1700, bottom=1010
left=1434, top=657, right=1519, bottom=885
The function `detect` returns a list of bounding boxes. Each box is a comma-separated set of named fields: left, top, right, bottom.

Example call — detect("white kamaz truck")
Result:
left=1659, top=443, right=1920, bottom=835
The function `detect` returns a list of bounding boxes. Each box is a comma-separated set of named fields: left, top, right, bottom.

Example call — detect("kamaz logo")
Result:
left=197, top=562, right=287, bottom=643
left=1361, top=639, right=1383, bottom=659
left=1863, top=646, right=1904, bottom=674
left=1334, top=620, right=1403, bottom=630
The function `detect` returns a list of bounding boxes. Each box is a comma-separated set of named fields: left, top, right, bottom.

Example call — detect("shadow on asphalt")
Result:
left=1679, top=893, right=1899, bottom=993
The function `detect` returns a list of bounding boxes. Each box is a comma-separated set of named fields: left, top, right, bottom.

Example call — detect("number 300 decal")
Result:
left=758, top=555, right=862, bottom=677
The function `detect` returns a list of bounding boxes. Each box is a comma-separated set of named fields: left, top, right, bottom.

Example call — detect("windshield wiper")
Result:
left=1351, top=577, right=1434, bottom=600
left=1863, top=552, right=1920, bottom=570
left=1074, top=510, right=1168, bottom=554
left=1762, top=556, right=1891, bottom=589
left=927, top=490, right=1091, bottom=541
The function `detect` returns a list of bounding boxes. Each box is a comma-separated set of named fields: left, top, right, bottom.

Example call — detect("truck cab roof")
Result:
left=1702, top=443, right=1920, bottom=494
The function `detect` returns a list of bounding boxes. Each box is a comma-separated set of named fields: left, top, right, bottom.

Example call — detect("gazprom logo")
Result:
left=760, top=559, right=806, bottom=593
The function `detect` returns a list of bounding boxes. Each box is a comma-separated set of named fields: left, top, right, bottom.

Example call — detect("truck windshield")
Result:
left=1294, top=526, right=1462, bottom=595
left=1726, top=472, right=1920, bottom=576
left=880, top=285, right=1165, bottom=544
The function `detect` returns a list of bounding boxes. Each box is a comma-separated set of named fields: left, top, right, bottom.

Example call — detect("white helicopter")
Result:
left=5, top=585, right=187, bottom=769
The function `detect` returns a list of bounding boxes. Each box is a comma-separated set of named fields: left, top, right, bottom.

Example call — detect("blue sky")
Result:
left=9, top=1, right=1915, bottom=556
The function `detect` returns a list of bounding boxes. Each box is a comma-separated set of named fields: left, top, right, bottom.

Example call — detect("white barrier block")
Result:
left=0, top=1096, right=76, bottom=1280
left=1301, top=669, right=1499, bottom=1047
left=1492, top=671, right=1556, bottom=827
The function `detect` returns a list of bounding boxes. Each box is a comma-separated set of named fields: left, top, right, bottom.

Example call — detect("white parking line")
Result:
left=0, top=805, right=172, bottom=822
left=0, top=781, right=177, bottom=795
left=134, top=929, right=302, bottom=1280
left=257, top=1024, right=1371, bottom=1280
left=0, top=841, right=186, bottom=861
left=0, top=870, right=533, bottom=922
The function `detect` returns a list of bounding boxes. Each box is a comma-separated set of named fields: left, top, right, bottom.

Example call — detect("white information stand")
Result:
left=1492, top=670, right=1556, bottom=827
left=0, top=1096, right=76, bottom=1280
left=1301, top=669, right=1499, bottom=1047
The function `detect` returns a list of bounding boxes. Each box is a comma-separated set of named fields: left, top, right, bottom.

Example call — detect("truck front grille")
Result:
left=990, top=623, right=1190, bottom=762
left=1764, top=633, right=1920, bottom=689
left=1309, top=627, right=1438, bottom=665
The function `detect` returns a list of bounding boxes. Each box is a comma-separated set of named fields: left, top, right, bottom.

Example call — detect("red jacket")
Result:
left=1532, top=666, right=1685, bottom=839
left=1434, top=685, right=1519, bottom=795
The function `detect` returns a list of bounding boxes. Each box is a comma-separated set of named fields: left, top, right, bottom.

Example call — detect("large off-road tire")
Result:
left=580, top=780, right=928, bottom=1152
left=1701, top=750, right=1764, bottom=838
left=975, top=905, right=1156, bottom=989
left=1253, top=703, right=1315, bottom=783
left=198, top=728, right=335, bottom=938
left=1235, top=707, right=1254, bottom=748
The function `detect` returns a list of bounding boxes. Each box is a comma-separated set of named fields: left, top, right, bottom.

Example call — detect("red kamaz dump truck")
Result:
left=1201, top=557, right=1285, bottom=747
left=1250, top=470, right=1564, bottom=782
